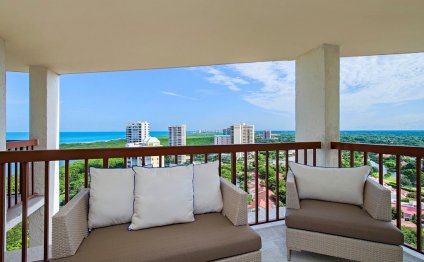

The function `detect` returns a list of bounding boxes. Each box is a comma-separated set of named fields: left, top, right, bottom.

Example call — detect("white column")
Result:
left=295, top=44, right=340, bottom=167
left=0, top=38, right=5, bottom=256
left=0, top=38, right=5, bottom=151
left=29, top=66, right=60, bottom=246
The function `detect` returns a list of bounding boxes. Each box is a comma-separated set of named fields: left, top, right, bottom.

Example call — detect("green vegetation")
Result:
left=259, top=130, right=424, bottom=147
left=157, top=134, right=214, bottom=146
left=59, top=133, right=215, bottom=150
left=7, top=223, right=28, bottom=251
left=60, top=139, right=126, bottom=149
left=402, top=227, right=424, bottom=250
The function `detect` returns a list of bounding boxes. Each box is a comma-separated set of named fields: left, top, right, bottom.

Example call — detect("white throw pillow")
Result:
left=129, top=165, right=194, bottom=230
left=193, top=161, right=223, bottom=214
left=289, top=162, right=370, bottom=206
left=88, top=168, right=135, bottom=229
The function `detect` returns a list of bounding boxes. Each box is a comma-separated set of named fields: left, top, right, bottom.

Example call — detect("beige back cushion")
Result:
left=89, top=168, right=135, bottom=229
left=289, top=162, right=370, bottom=206
left=130, top=165, right=195, bottom=230
left=193, top=161, right=223, bottom=214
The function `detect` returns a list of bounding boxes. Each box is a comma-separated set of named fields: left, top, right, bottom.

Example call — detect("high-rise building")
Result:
left=214, top=135, right=232, bottom=145
left=226, top=123, right=255, bottom=158
left=263, top=130, right=272, bottom=139
left=126, top=136, right=164, bottom=168
left=228, top=123, right=255, bottom=144
left=168, top=124, right=187, bottom=164
left=126, top=121, right=150, bottom=143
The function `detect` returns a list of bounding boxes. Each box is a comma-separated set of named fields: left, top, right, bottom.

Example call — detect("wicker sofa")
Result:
left=52, top=178, right=262, bottom=262
left=285, top=171, right=404, bottom=262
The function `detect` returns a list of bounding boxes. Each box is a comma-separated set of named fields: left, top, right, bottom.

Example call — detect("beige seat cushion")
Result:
left=55, top=213, right=261, bottom=262
left=286, top=200, right=403, bottom=245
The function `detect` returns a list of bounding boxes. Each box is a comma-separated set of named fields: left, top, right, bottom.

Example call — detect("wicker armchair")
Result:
left=285, top=171, right=404, bottom=262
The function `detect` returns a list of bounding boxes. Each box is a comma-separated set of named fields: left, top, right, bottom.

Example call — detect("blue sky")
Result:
left=6, top=53, right=424, bottom=132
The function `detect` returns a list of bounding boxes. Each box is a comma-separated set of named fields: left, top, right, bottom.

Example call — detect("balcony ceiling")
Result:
left=0, top=0, right=423, bottom=74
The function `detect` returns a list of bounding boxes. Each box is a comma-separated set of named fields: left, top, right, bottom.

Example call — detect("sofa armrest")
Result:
left=220, top=177, right=248, bottom=226
left=286, top=171, right=300, bottom=209
left=363, top=178, right=391, bottom=221
left=52, top=188, right=89, bottom=259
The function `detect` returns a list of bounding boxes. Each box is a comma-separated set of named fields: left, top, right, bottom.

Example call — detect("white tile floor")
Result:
left=252, top=221, right=424, bottom=262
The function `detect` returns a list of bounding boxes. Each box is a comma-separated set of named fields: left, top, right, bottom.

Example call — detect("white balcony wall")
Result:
left=295, top=44, right=340, bottom=167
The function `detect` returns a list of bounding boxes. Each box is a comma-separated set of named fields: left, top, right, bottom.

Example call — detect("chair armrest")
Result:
left=52, top=188, right=89, bottom=259
left=220, top=177, right=248, bottom=226
left=363, top=178, right=391, bottom=221
left=286, top=171, right=300, bottom=209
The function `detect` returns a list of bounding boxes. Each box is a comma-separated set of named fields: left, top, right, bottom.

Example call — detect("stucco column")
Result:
left=295, top=44, right=340, bottom=167
left=0, top=38, right=5, bottom=151
left=0, top=38, right=5, bottom=255
left=29, top=66, right=60, bottom=246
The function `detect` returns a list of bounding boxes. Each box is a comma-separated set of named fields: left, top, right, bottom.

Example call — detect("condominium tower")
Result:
left=228, top=123, right=255, bottom=144
left=214, top=135, right=232, bottom=145
left=126, top=121, right=150, bottom=143
left=263, top=130, right=272, bottom=139
left=168, top=124, right=187, bottom=164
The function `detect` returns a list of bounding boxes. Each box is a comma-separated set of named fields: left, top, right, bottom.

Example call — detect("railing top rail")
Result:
left=6, top=139, right=38, bottom=150
left=0, top=142, right=321, bottom=163
left=331, top=142, right=424, bottom=157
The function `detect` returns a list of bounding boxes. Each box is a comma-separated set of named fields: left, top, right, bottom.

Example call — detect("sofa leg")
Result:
left=287, top=249, right=291, bottom=261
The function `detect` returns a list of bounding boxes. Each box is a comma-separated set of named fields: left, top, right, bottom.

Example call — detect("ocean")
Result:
left=6, top=130, right=424, bottom=144
left=7, top=131, right=166, bottom=144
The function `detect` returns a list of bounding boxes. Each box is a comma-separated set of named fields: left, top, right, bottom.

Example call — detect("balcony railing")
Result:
left=5, top=139, right=38, bottom=209
left=1, top=141, right=423, bottom=261
left=331, top=142, right=424, bottom=253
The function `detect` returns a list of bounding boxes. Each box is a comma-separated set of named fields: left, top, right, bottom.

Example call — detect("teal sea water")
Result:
left=6, top=130, right=424, bottom=144
left=7, top=131, right=164, bottom=143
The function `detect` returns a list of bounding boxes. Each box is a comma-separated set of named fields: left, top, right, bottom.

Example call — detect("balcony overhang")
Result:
left=0, top=0, right=423, bottom=74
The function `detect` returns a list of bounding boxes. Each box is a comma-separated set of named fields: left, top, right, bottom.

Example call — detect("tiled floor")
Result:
left=253, top=221, right=424, bottom=262
left=7, top=220, right=424, bottom=261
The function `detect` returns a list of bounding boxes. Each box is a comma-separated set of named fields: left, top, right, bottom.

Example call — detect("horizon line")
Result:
left=6, top=130, right=424, bottom=133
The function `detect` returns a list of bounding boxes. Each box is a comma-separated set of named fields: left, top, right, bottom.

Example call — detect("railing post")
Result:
left=65, top=160, right=70, bottom=204
left=218, top=154, right=221, bottom=176
left=44, top=161, right=50, bottom=261
left=378, top=154, right=384, bottom=185
left=22, top=162, right=29, bottom=262
left=243, top=152, right=248, bottom=193
left=396, top=155, right=401, bottom=229
left=0, top=163, right=6, bottom=262
left=255, top=151, right=259, bottom=224
left=265, top=151, right=269, bottom=222
left=417, top=157, right=422, bottom=251
left=231, top=152, right=236, bottom=185
left=84, top=159, right=89, bottom=188
left=276, top=150, right=280, bottom=219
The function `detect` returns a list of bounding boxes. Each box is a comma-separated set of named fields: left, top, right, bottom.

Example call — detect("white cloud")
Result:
left=340, top=53, right=424, bottom=112
left=229, top=62, right=295, bottom=113
left=199, top=67, right=249, bottom=91
left=161, top=91, right=197, bottom=100
left=196, top=53, right=424, bottom=120
left=161, top=91, right=180, bottom=97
